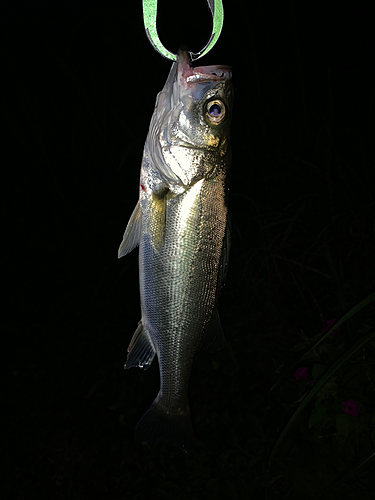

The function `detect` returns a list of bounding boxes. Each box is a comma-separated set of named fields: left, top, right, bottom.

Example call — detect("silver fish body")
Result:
left=118, top=49, right=233, bottom=453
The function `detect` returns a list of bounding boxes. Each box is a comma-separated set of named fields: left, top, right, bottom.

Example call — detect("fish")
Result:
left=118, top=48, right=233, bottom=454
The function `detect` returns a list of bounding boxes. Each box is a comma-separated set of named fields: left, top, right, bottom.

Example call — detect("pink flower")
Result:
left=321, top=318, right=341, bottom=335
left=342, top=399, right=360, bottom=416
left=294, top=367, right=309, bottom=381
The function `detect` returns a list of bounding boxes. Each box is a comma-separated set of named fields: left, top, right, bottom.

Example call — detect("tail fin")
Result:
left=134, top=398, right=195, bottom=454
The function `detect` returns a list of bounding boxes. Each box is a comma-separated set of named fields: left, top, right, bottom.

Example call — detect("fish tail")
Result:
left=134, top=398, right=195, bottom=454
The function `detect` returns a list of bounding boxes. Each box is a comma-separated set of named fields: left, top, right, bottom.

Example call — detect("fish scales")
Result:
left=141, top=175, right=227, bottom=406
left=118, top=48, right=233, bottom=453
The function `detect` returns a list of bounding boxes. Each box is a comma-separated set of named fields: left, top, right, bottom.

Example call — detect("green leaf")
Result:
left=292, top=466, right=317, bottom=497
left=308, top=404, right=327, bottom=430
left=269, top=292, right=375, bottom=394
left=317, top=378, right=338, bottom=400
left=312, top=364, right=327, bottom=380
left=266, top=329, right=375, bottom=492
left=335, top=413, right=354, bottom=437
left=317, top=449, right=375, bottom=498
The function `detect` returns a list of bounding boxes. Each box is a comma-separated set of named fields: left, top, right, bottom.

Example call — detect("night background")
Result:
left=3, top=0, right=375, bottom=498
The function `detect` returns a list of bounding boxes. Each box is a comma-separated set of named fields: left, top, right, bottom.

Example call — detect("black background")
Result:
left=3, top=0, right=375, bottom=498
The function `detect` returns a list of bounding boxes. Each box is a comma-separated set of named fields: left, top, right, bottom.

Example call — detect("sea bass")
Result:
left=118, top=48, right=233, bottom=453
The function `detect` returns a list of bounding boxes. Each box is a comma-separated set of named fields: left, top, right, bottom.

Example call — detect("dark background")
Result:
left=3, top=0, right=375, bottom=498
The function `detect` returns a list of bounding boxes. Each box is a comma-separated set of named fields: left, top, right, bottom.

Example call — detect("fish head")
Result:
left=147, top=48, right=233, bottom=190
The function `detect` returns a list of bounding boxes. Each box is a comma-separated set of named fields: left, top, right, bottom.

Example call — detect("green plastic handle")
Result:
left=142, top=0, right=224, bottom=61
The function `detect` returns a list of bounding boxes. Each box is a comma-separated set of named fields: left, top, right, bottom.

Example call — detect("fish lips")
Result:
left=159, top=47, right=232, bottom=115
left=176, top=46, right=232, bottom=87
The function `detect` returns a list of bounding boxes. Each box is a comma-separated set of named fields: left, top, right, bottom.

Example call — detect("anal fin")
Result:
left=125, top=321, right=156, bottom=370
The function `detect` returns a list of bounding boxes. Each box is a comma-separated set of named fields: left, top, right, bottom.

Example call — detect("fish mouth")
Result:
left=176, top=46, right=232, bottom=86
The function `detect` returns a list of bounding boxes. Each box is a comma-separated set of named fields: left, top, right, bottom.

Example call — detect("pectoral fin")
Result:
left=148, top=187, right=169, bottom=252
left=118, top=202, right=141, bottom=258
left=201, top=308, right=225, bottom=352
left=125, top=320, right=156, bottom=370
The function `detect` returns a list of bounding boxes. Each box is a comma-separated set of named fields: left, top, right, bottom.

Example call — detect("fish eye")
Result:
left=205, top=99, right=226, bottom=124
